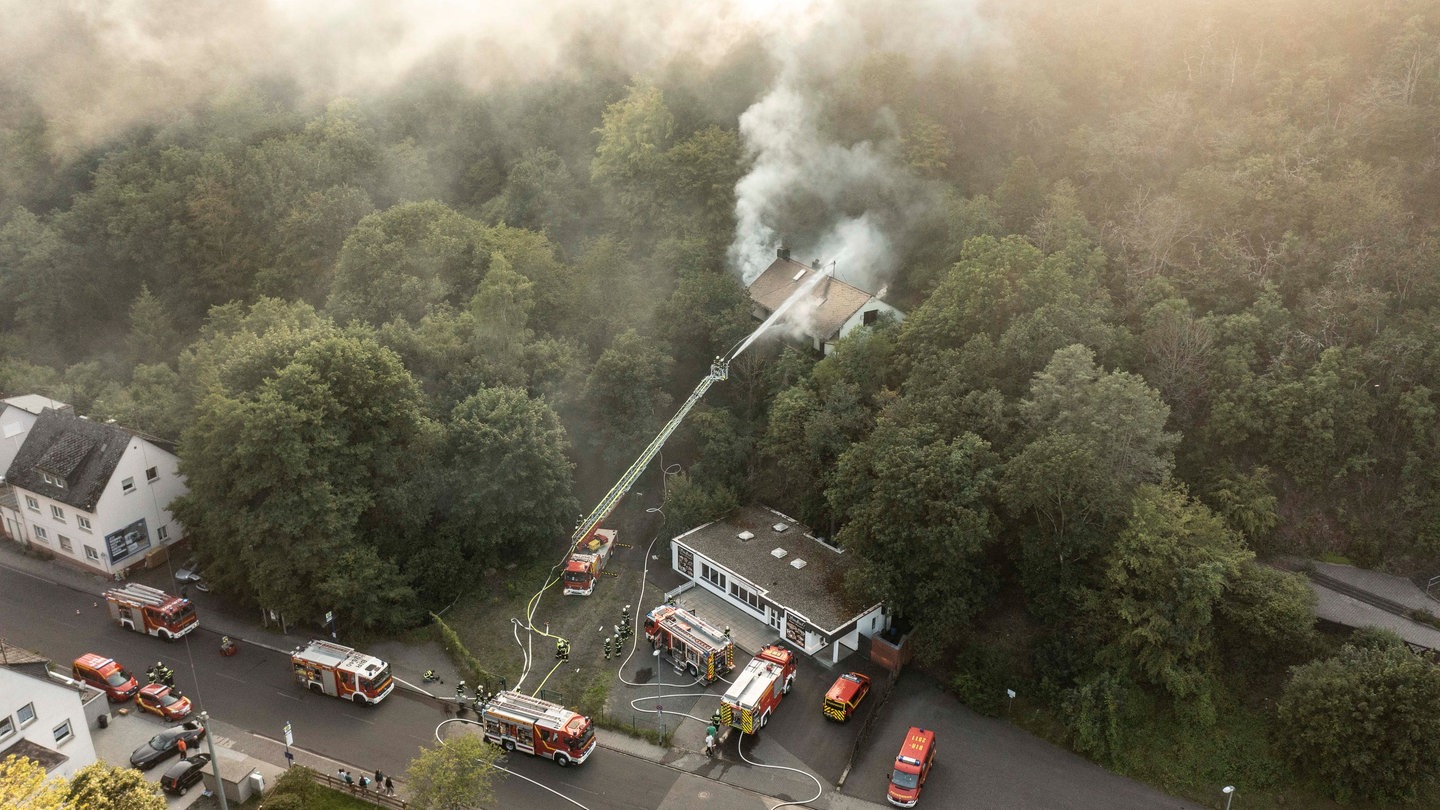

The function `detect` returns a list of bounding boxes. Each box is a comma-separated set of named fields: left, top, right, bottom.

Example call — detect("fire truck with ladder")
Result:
left=720, top=644, right=797, bottom=734
left=479, top=690, right=596, bottom=767
left=645, top=604, right=734, bottom=684
left=104, top=583, right=198, bottom=640
left=561, top=357, right=732, bottom=597
left=562, top=528, right=617, bottom=596
left=290, top=640, right=394, bottom=705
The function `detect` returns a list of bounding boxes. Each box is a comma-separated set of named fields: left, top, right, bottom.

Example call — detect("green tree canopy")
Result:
left=405, top=733, right=502, bottom=810
left=1277, top=635, right=1440, bottom=803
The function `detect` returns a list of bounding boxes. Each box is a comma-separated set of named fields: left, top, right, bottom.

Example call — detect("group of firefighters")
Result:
left=554, top=604, right=633, bottom=663
left=146, top=661, right=175, bottom=688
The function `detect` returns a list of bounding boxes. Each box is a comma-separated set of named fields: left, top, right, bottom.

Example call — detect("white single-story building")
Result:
left=0, top=641, right=106, bottom=779
left=746, top=248, right=905, bottom=355
left=670, top=505, right=889, bottom=663
left=0, top=406, right=187, bottom=576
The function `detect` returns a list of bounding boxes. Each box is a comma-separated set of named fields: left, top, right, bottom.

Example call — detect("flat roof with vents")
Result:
left=671, top=505, right=858, bottom=632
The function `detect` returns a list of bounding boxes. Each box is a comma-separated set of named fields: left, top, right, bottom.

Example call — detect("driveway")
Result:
left=844, top=672, right=1203, bottom=810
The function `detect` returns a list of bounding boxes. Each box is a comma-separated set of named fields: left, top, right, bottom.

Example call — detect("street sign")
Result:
left=324, top=611, right=334, bottom=624
left=283, top=721, right=293, bottom=747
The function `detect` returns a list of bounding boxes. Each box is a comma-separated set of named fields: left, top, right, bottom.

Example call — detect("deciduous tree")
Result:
left=405, top=733, right=502, bottom=810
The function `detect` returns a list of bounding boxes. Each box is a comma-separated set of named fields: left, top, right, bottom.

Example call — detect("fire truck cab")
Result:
left=290, top=640, right=394, bottom=706
left=887, top=726, right=937, bottom=807
left=644, top=604, right=734, bottom=684
left=562, top=528, right=617, bottom=596
left=105, top=583, right=198, bottom=640
left=480, top=690, right=596, bottom=767
left=720, top=644, right=797, bottom=734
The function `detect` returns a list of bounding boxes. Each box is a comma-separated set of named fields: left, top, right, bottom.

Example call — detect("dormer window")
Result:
left=40, top=471, right=66, bottom=490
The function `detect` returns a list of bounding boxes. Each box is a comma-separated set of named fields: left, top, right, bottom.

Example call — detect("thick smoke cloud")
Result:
left=728, top=0, right=987, bottom=293
left=3, top=0, right=988, bottom=297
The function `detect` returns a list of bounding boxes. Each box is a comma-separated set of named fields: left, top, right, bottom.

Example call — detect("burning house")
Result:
left=745, top=248, right=904, bottom=356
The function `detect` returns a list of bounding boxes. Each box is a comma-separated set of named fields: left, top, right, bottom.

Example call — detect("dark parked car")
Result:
left=160, top=752, right=211, bottom=795
left=129, top=721, right=206, bottom=770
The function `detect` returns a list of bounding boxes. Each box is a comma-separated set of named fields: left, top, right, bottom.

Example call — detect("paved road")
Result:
left=0, top=560, right=837, bottom=810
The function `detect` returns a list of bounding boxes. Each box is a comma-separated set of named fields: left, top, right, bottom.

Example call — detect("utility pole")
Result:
left=200, top=711, right=229, bottom=810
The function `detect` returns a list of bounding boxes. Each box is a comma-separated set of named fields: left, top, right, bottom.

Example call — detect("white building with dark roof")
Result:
left=746, top=248, right=905, bottom=356
left=0, top=406, right=186, bottom=575
left=0, top=395, right=70, bottom=476
left=0, top=641, right=106, bottom=780
left=670, top=505, right=889, bottom=663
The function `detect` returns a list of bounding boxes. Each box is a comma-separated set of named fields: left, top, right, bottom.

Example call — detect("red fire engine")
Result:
left=104, top=583, right=198, bottom=640
left=562, top=528, right=617, bottom=596
left=719, top=644, right=797, bottom=734
left=644, top=604, right=734, bottom=684
left=290, top=640, right=394, bottom=705
left=479, top=690, right=596, bottom=767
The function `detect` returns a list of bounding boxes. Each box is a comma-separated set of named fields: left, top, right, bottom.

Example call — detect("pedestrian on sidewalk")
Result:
left=385, top=776, right=395, bottom=796
left=177, top=738, right=187, bottom=761
left=704, top=732, right=716, bottom=758
left=359, top=775, right=370, bottom=794
left=374, top=768, right=384, bottom=786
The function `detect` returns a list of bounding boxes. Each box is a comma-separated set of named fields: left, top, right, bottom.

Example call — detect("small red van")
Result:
left=887, top=726, right=936, bottom=807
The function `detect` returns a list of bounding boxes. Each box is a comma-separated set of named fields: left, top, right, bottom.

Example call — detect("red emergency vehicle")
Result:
left=105, top=583, right=198, bottom=640
left=644, top=604, right=734, bottom=684
left=887, top=726, right=937, bottom=807
left=479, top=690, right=596, bottom=767
left=719, top=644, right=797, bottom=734
left=562, top=528, right=617, bottom=596
left=290, top=640, right=394, bottom=705
left=823, top=671, right=871, bottom=722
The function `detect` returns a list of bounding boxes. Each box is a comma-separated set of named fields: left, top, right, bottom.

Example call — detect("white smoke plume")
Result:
left=727, top=0, right=988, bottom=298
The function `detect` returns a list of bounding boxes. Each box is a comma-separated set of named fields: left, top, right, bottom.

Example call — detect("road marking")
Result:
left=216, top=672, right=247, bottom=684
left=342, top=713, right=376, bottom=725
left=275, top=691, right=302, bottom=702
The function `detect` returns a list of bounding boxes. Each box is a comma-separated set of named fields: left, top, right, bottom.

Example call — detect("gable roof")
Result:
left=747, top=258, right=879, bottom=342
left=673, top=505, right=865, bottom=632
left=5, top=409, right=134, bottom=511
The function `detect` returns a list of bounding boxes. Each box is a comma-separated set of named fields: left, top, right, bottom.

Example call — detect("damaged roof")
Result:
left=746, top=257, right=878, bottom=341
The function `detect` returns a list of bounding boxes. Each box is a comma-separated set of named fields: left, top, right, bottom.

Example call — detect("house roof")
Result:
left=673, top=505, right=867, bottom=632
left=2, top=395, right=70, bottom=416
left=4, top=408, right=134, bottom=511
left=0, top=640, right=49, bottom=666
left=746, top=258, right=878, bottom=341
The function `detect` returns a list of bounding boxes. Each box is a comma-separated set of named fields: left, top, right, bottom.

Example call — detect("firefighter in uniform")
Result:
left=603, top=636, right=612, bottom=660
left=556, top=637, right=565, bottom=659
left=147, top=664, right=159, bottom=684
left=559, top=639, right=570, bottom=662
left=455, top=681, right=468, bottom=708
left=621, top=605, right=632, bottom=638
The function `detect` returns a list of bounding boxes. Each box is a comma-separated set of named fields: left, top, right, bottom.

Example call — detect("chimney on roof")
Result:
left=777, top=246, right=790, bottom=261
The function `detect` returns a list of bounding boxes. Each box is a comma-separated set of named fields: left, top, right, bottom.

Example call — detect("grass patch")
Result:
left=1318, top=552, right=1353, bottom=565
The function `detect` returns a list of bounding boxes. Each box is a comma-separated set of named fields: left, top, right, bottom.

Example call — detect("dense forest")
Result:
left=4, top=0, right=1440, bottom=804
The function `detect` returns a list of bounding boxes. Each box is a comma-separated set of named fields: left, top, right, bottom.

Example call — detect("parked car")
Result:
left=173, top=559, right=209, bottom=592
left=160, top=752, right=211, bottom=795
left=129, top=721, right=206, bottom=770
left=823, top=672, right=871, bottom=722
left=887, top=726, right=937, bottom=807
left=71, top=653, right=140, bottom=702
left=136, top=683, right=192, bottom=721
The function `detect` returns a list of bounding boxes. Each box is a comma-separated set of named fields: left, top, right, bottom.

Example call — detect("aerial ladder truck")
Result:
left=563, top=357, right=732, bottom=596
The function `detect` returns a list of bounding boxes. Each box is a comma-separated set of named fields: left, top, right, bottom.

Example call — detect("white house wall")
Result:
left=93, top=441, right=187, bottom=573
left=0, top=667, right=98, bottom=779
left=836, top=299, right=906, bottom=343
left=0, top=405, right=40, bottom=475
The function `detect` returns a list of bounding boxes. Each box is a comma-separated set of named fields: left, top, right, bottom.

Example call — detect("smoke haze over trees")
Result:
left=4, top=0, right=1440, bottom=803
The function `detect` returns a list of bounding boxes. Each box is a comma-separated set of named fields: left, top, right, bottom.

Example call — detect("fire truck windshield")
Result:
left=567, top=723, right=595, bottom=750
left=890, top=769, right=920, bottom=790
left=168, top=603, right=196, bottom=623
left=361, top=666, right=391, bottom=693
left=562, top=569, right=586, bottom=583
left=105, top=669, right=132, bottom=687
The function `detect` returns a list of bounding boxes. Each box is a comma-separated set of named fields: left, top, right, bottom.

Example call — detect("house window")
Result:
left=0, top=716, right=13, bottom=740
left=51, top=504, right=65, bottom=521
left=39, top=472, right=67, bottom=490
left=700, top=562, right=726, bottom=590
left=53, top=720, right=72, bottom=745
left=24, top=495, right=38, bottom=512
left=863, top=309, right=879, bottom=326
left=728, top=581, right=764, bottom=614
left=59, top=535, right=72, bottom=553
left=146, top=466, right=158, bottom=482
left=85, top=546, right=100, bottom=562
left=121, top=477, right=135, bottom=494
left=17, top=703, right=35, bottom=728
left=157, top=526, right=169, bottom=542
left=33, top=526, right=48, bottom=542
left=78, top=516, right=92, bottom=532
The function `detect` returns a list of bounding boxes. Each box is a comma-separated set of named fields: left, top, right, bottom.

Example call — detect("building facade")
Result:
left=670, top=505, right=888, bottom=663
left=0, top=643, right=105, bottom=779
left=0, top=407, right=187, bottom=576
left=746, top=249, right=905, bottom=356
